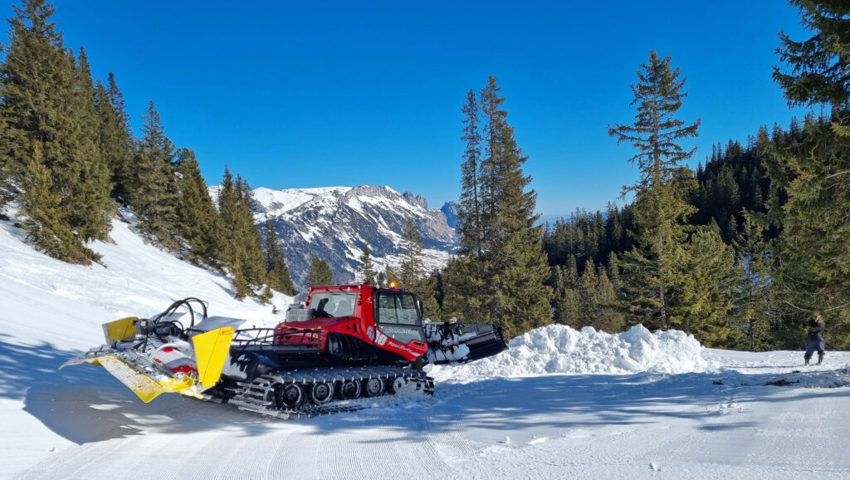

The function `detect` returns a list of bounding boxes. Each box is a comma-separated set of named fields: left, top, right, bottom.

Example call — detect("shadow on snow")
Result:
left=2, top=333, right=848, bottom=445
left=0, top=335, right=277, bottom=444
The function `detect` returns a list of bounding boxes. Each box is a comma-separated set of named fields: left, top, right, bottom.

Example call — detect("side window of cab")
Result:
left=375, top=292, right=424, bottom=343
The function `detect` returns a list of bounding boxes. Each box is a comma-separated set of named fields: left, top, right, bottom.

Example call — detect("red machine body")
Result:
left=273, top=284, right=429, bottom=364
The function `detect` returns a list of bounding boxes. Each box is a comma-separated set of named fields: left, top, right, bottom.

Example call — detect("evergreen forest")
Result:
left=2, top=0, right=849, bottom=351
left=0, top=0, right=294, bottom=302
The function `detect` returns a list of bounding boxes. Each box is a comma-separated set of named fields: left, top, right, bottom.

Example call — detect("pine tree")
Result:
left=0, top=113, right=9, bottom=209
left=1, top=0, right=70, bottom=180
left=216, top=168, right=267, bottom=299
left=578, top=260, right=599, bottom=327
left=398, top=218, right=439, bottom=318
left=732, top=211, right=773, bottom=351
left=175, top=148, right=221, bottom=266
left=774, top=0, right=850, bottom=108
left=308, top=257, right=334, bottom=286
left=441, top=256, right=482, bottom=320
left=593, top=269, right=625, bottom=333
left=679, top=226, right=739, bottom=347
left=608, top=51, right=700, bottom=330
left=95, top=73, right=134, bottom=203
left=235, top=176, right=267, bottom=289
left=19, top=142, right=89, bottom=262
left=359, top=242, right=376, bottom=285
left=217, top=167, right=240, bottom=268
left=458, top=89, right=483, bottom=258
left=444, top=76, right=552, bottom=339
left=769, top=0, right=850, bottom=347
left=1, top=0, right=112, bottom=261
left=133, top=101, right=179, bottom=247
left=264, top=219, right=294, bottom=295
left=399, top=218, right=425, bottom=287
left=66, top=47, right=114, bottom=242
left=444, top=90, right=488, bottom=324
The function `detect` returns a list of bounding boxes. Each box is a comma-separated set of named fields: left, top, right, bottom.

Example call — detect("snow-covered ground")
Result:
left=2, top=212, right=849, bottom=479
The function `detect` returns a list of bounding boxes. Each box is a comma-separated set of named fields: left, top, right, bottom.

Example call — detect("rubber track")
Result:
left=227, top=365, right=434, bottom=419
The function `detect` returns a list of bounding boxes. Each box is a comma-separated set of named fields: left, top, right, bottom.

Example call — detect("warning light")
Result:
left=389, top=280, right=397, bottom=289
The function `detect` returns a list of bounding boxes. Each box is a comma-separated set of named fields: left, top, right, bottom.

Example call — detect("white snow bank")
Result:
left=431, top=324, right=713, bottom=381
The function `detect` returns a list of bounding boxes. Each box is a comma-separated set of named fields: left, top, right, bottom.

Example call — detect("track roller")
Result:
left=274, top=383, right=304, bottom=409
left=309, top=381, right=335, bottom=405
left=337, top=379, right=362, bottom=399
left=362, top=377, right=385, bottom=397
left=388, top=376, right=407, bottom=393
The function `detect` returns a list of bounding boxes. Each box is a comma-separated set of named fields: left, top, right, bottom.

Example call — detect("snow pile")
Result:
left=432, top=324, right=713, bottom=380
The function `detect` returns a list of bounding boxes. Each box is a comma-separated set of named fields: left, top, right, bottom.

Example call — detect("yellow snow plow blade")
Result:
left=62, top=326, right=235, bottom=403
left=192, top=326, right=235, bottom=389
left=102, top=316, right=138, bottom=344
left=86, top=354, right=196, bottom=403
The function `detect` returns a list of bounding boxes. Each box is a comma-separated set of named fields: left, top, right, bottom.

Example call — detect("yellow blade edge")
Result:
left=96, top=354, right=167, bottom=403
left=192, top=327, right=234, bottom=389
left=94, top=354, right=196, bottom=403
left=102, top=317, right=139, bottom=345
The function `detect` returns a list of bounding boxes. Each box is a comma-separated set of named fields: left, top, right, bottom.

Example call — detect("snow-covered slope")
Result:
left=2, top=209, right=850, bottom=480
left=0, top=210, right=297, bottom=477
left=0, top=212, right=289, bottom=349
left=250, top=185, right=457, bottom=290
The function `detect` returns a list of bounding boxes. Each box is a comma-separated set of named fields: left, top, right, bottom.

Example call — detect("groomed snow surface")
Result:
left=2, top=212, right=850, bottom=479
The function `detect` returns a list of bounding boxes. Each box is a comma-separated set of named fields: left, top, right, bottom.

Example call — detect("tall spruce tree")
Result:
left=768, top=0, right=850, bottom=347
left=263, top=219, right=295, bottom=295
left=458, top=89, right=483, bottom=259
left=66, top=47, right=113, bottom=242
left=732, top=211, right=773, bottom=351
left=94, top=73, right=134, bottom=203
left=1, top=0, right=112, bottom=262
left=444, top=90, right=488, bottom=324
left=398, top=218, right=439, bottom=318
left=359, top=242, right=376, bottom=285
left=444, top=76, right=552, bottom=339
left=399, top=218, right=425, bottom=286
left=217, top=168, right=267, bottom=299
left=217, top=168, right=240, bottom=268
left=133, top=101, right=180, bottom=247
left=235, top=176, right=267, bottom=289
left=175, top=148, right=221, bottom=266
left=0, top=114, right=9, bottom=210
left=608, top=51, right=700, bottom=330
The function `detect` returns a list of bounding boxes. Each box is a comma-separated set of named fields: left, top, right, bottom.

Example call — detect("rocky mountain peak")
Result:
left=247, top=185, right=458, bottom=292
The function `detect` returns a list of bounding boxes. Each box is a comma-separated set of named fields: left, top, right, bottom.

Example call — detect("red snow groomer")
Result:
left=62, top=283, right=508, bottom=419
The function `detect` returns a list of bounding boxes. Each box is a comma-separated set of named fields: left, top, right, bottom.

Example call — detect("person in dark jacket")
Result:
left=804, top=311, right=825, bottom=366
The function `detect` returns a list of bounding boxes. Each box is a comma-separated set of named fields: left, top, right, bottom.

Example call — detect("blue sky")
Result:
left=8, top=1, right=812, bottom=220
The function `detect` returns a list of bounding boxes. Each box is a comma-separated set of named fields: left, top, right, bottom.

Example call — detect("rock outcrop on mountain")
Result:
left=249, top=185, right=457, bottom=291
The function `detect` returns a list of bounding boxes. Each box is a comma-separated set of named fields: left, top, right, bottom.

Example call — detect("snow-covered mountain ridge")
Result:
left=248, top=185, right=458, bottom=290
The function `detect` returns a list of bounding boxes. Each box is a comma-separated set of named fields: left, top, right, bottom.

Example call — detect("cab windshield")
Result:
left=309, top=292, right=356, bottom=318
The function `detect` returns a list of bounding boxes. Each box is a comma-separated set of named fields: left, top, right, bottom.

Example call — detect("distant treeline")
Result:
left=538, top=119, right=825, bottom=350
